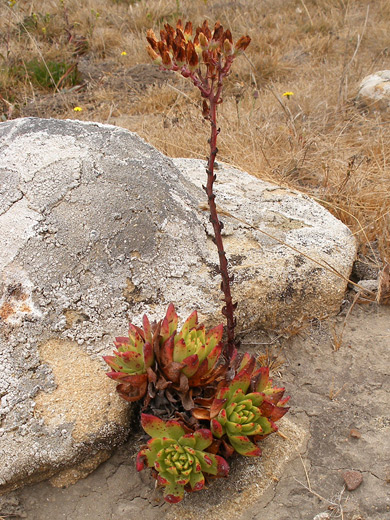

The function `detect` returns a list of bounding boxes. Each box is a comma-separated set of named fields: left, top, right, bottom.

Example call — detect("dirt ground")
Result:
left=1, top=302, right=389, bottom=520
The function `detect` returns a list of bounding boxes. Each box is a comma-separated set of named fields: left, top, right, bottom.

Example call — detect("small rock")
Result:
left=313, top=513, right=330, bottom=520
left=353, top=279, right=378, bottom=294
left=357, top=70, right=390, bottom=115
left=350, top=428, right=362, bottom=439
left=343, top=470, right=363, bottom=491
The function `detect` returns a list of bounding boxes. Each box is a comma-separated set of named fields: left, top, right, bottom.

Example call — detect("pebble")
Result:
left=350, top=428, right=362, bottom=439
left=313, top=513, right=330, bottom=520
left=343, top=470, right=363, bottom=491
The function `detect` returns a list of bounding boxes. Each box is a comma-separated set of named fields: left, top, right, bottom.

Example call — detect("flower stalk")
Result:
left=205, top=81, right=237, bottom=360
left=146, top=20, right=250, bottom=360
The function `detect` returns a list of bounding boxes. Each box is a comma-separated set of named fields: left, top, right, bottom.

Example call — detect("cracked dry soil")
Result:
left=1, top=303, right=389, bottom=520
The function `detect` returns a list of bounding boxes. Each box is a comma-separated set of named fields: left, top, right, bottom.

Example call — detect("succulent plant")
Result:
left=194, top=353, right=290, bottom=456
left=158, top=303, right=225, bottom=388
left=103, top=304, right=225, bottom=407
left=137, top=414, right=229, bottom=503
left=103, top=314, right=156, bottom=402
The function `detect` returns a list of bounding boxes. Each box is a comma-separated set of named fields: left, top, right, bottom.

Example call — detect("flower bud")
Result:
left=184, top=21, right=193, bottom=39
left=162, top=50, right=173, bottom=68
left=234, top=35, right=251, bottom=54
left=199, top=32, right=209, bottom=48
left=146, top=29, right=158, bottom=50
left=186, top=41, right=199, bottom=70
left=223, top=38, right=233, bottom=55
left=147, top=45, right=162, bottom=64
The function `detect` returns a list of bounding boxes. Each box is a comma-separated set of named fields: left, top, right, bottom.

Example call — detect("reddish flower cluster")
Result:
left=146, top=19, right=250, bottom=88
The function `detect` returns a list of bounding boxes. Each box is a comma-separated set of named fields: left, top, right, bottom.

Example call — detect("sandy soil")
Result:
left=1, top=301, right=389, bottom=520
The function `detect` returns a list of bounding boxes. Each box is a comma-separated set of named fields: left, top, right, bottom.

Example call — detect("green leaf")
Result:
left=227, top=371, right=251, bottom=397
left=211, top=418, right=224, bottom=438
left=205, top=323, right=223, bottom=352
left=189, top=470, right=205, bottom=491
left=244, top=392, right=264, bottom=407
left=196, top=451, right=218, bottom=475
left=163, top=482, right=185, bottom=503
left=102, top=355, right=121, bottom=371
left=141, top=414, right=185, bottom=440
left=146, top=437, right=164, bottom=455
left=178, top=310, right=198, bottom=339
left=172, top=338, right=189, bottom=363
left=156, top=471, right=172, bottom=486
left=226, top=421, right=242, bottom=435
left=161, top=303, right=178, bottom=343
left=257, top=416, right=274, bottom=435
left=142, top=314, right=152, bottom=343
left=181, top=354, right=200, bottom=378
left=228, top=435, right=262, bottom=456
left=192, top=429, right=213, bottom=451
left=241, top=422, right=262, bottom=435
left=165, top=419, right=187, bottom=440
left=143, top=342, right=154, bottom=369
left=253, top=366, right=269, bottom=393
left=116, top=350, right=144, bottom=373
left=129, top=328, right=145, bottom=352
left=178, top=433, right=196, bottom=448
left=205, top=342, right=222, bottom=371
left=217, top=408, right=228, bottom=426
left=225, top=400, right=238, bottom=418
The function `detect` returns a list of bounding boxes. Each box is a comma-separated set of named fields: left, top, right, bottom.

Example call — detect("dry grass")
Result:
left=1, top=0, right=389, bottom=262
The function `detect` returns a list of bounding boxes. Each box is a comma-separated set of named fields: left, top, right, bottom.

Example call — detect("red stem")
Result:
left=204, top=73, right=237, bottom=360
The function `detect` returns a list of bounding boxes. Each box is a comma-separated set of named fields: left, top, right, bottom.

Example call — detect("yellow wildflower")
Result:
left=73, top=106, right=82, bottom=112
left=282, top=91, right=294, bottom=99
left=121, top=51, right=127, bottom=56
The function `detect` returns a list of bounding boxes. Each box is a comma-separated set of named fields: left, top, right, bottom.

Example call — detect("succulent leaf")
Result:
left=160, top=334, right=175, bottom=367
left=181, top=353, right=200, bottom=378
left=193, top=429, right=213, bottom=451
left=142, top=314, right=153, bottom=344
left=172, top=338, right=189, bottom=363
left=210, top=396, right=228, bottom=419
left=160, top=303, right=178, bottom=343
left=164, top=483, right=185, bottom=503
left=229, top=435, right=262, bottom=456
left=227, top=371, right=251, bottom=396
left=141, top=413, right=185, bottom=440
left=189, top=471, right=205, bottom=491
left=143, top=342, right=154, bottom=369
left=178, top=310, right=198, bottom=338
left=178, top=433, right=197, bottom=448
left=253, top=366, right=269, bottom=393
left=205, top=342, right=223, bottom=370
left=211, top=418, right=224, bottom=438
